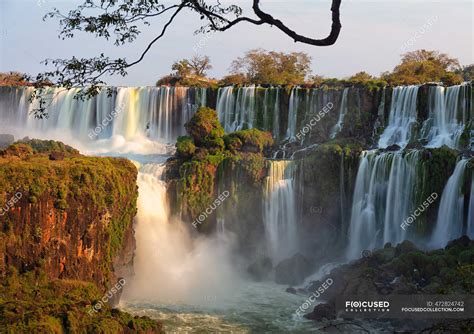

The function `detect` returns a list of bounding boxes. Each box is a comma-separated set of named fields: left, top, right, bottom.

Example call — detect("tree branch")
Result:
left=252, top=0, right=342, bottom=46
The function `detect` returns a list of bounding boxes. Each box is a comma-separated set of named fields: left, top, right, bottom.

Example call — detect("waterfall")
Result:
left=0, top=86, right=202, bottom=149
left=125, top=160, right=241, bottom=304
left=263, top=161, right=298, bottom=263
left=330, top=88, right=349, bottom=139
left=430, top=159, right=470, bottom=249
left=286, top=88, right=299, bottom=141
left=216, top=86, right=257, bottom=132
left=263, top=87, right=281, bottom=140
left=378, top=86, right=419, bottom=149
left=346, top=150, right=420, bottom=259
left=420, top=84, right=469, bottom=149
left=216, top=86, right=236, bottom=132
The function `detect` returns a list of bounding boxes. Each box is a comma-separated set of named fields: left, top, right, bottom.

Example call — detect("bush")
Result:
left=224, top=128, right=274, bottom=153
left=185, top=107, right=225, bottom=150
left=219, top=73, right=248, bottom=86
left=176, top=136, right=196, bottom=159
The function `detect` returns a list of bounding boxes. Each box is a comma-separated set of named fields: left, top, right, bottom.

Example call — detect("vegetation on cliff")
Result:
left=0, top=139, right=162, bottom=332
left=0, top=268, right=162, bottom=333
left=171, top=107, right=273, bottom=228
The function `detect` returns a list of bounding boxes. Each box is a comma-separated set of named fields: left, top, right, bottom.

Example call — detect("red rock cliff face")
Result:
left=0, top=141, right=138, bottom=293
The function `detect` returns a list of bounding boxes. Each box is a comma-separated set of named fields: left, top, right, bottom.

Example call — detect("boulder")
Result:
left=247, top=257, right=272, bottom=281
left=275, top=253, right=314, bottom=285
left=285, top=287, right=297, bottom=294
left=304, top=302, right=335, bottom=320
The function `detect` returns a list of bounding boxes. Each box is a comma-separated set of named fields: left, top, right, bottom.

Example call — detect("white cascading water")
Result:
left=346, top=150, right=420, bottom=259
left=216, top=86, right=257, bottom=132
left=286, top=87, right=300, bottom=141
left=124, top=161, right=241, bottom=305
left=0, top=86, right=204, bottom=153
left=330, top=88, right=349, bottom=139
left=378, top=86, right=419, bottom=149
left=420, top=84, right=469, bottom=149
left=430, top=159, right=470, bottom=249
left=263, top=161, right=298, bottom=263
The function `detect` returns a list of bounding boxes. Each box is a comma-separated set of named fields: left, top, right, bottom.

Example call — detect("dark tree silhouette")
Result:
left=31, top=0, right=342, bottom=117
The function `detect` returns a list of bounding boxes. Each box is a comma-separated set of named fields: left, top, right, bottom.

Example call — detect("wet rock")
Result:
left=406, top=141, right=424, bottom=150
left=304, top=302, right=335, bottom=320
left=285, top=287, right=297, bottom=294
left=275, top=253, right=314, bottom=285
left=446, top=235, right=471, bottom=249
left=247, top=257, right=272, bottom=281
left=384, top=144, right=401, bottom=151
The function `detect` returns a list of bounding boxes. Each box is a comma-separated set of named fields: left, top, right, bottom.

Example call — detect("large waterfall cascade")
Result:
left=346, top=150, right=421, bottom=259
left=0, top=86, right=205, bottom=148
left=378, top=85, right=420, bottom=149
left=420, top=84, right=470, bottom=149
left=263, top=160, right=298, bottom=263
left=431, top=159, right=473, bottom=249
left=216, top=85, right=283, bottom=138
left=216, top=85, right=257, bottom=133
left=347, top=82, right=473, bottom=259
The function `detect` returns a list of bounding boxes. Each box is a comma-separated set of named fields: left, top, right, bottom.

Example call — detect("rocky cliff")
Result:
left=0, top=139, right=161, bottom=333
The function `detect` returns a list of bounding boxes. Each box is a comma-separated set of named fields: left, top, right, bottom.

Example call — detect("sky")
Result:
left=0, top=0, right=473, bottom=86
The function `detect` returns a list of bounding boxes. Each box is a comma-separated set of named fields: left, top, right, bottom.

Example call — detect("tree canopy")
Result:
left=230, top=49, right=312, bottom=85
left=382, top=50, right=463, bottom=85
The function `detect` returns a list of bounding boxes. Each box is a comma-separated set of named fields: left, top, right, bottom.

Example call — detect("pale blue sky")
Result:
left=0, top=0, right=473, bottom=86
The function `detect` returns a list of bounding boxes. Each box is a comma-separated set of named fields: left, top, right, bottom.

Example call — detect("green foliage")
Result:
left=383, top=50, right=464, bottom=85
left=456, top=64, right=474, bottom=81
left=224, top=128, right=274, bottom=153
left=231, top=49, right=312, bottom=85
left=172, top=55, right=212, bottom=78
left=175, top=109, right=271, bottom=225
left=185, top=107, right=225, bottom=151
left=0, top=140, right=138, bottom=281
left=176, top=136, right=197, bottom=158
left=218, top=73, right=249, bottom=86
left=0, top=270, right=162, bottom=333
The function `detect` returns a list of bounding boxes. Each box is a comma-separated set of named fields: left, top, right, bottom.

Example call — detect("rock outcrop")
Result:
left=0, top=140, right=162, bottom=333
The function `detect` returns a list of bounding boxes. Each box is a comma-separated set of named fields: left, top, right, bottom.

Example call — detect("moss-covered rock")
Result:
left=185, top=107, right=225, bottom=151
left=0, top=268, right=162, bottom=333
left=176, top=136, right=196, bottom=159
left=224, top=128, right=274, bottom=153
left=0, top=140, right=138, bottom=290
